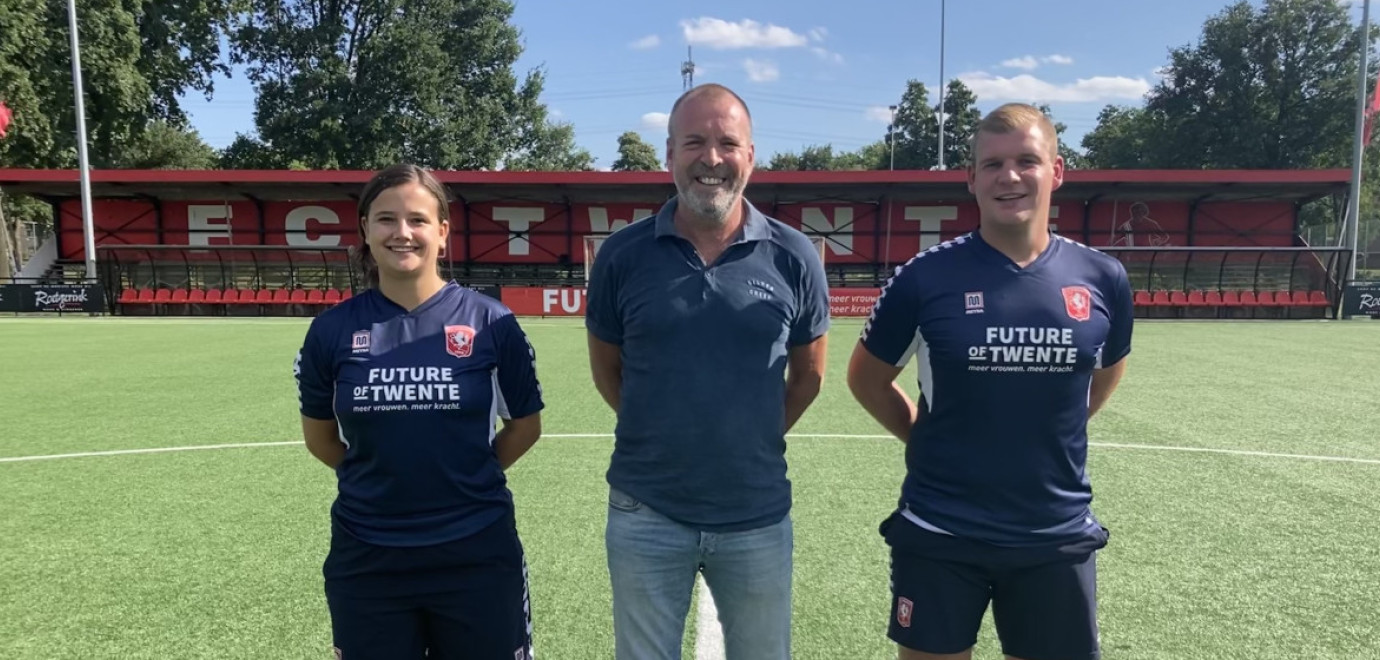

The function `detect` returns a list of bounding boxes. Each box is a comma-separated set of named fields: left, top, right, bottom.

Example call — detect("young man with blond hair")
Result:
left=848, top=102, right=1134, bottom=660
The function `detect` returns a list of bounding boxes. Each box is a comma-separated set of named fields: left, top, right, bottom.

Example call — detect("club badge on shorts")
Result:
left=445, top=325, right=476, bottom=358
left=1062, top=285, right=1092, bottom=322
left=896, top=596, right=913, bottom=628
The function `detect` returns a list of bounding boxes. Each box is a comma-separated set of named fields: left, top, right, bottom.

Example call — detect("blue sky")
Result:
left=181, top=0, right=1377, bottom=170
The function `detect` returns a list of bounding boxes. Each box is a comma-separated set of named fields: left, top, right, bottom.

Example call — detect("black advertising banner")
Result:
left=0, top=285, right=16, bottom=312
left=0, top=284, right=105, bottom=313
left=1342, top=281, right=1380, bottom=319
left=462, top=284, right=501, bottom=300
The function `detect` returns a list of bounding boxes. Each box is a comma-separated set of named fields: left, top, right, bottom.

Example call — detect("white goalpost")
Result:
left=583, top=235, right=605, bottom=285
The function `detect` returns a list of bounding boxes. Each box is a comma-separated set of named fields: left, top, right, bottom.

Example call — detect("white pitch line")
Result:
left=695, top=574, right=726, bottom=660
left=2, top=434, right=1379, bottom=466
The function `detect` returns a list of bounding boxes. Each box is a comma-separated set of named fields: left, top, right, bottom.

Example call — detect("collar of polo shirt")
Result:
left=653, top=196, right=771, bottom=244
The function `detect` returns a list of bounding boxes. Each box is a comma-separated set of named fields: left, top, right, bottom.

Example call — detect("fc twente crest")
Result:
left=1061, top=286, right=1092, bottom=322
left=445, top=325, right=476, bottom=358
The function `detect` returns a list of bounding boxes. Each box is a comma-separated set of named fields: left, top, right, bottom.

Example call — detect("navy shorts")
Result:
left=880, top=510, right=1109, bottom=660
left=323, top=511, right=532, bottom=660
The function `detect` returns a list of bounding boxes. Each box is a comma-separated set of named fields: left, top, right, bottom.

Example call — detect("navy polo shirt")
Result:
left=861, top=232, right=1133, bottom=547
left=585, top=197, right=831, bottom=532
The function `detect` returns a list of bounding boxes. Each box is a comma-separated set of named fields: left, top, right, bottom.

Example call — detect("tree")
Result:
left=1082, top=0, right=1374, bottom=169
left=0, top=0, right=232, bottom=169
left=939, top=79, right=982, bottom=168
left=766, top=144, right=839, bottom=171
left=611, top=131, right=661, bottom=171
left=503, top=118, right=595, bottom=171
left=230, top=0, right=562, bottom=171
left=1034, top=104, right=1090, bottom=170
left=119, top=121, right=220, bottom=170
left=886, top=80, right=940, bottom=170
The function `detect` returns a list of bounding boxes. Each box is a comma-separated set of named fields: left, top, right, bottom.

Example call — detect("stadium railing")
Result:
left=1101, top=246, right=1352, bottom=319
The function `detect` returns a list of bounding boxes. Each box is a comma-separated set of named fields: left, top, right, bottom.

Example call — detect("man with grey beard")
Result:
left=585, top=83, right=831, bottom=660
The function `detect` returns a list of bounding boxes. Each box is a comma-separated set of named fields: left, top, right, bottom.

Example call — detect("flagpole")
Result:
left=67, top=0, right=97, bottom=283
left=1346, top=0, right=1370, bottom=282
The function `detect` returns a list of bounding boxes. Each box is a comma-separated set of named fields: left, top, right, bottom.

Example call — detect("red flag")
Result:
left=0, top=101, right=11, bottom=139
left=1364, top=70, right=1380, bottom=145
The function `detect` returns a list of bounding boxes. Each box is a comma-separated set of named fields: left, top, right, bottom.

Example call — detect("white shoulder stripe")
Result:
left=861, top=233, right=972, bottom=340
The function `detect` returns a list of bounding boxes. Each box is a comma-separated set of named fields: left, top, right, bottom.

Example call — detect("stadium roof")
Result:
left=0, top=168, right=1352, bottom=204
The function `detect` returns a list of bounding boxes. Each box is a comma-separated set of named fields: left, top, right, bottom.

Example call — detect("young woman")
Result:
left=293, top=163, right=544, bottom=659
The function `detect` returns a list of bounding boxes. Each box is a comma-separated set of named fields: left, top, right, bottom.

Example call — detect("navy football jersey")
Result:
left=861, top=232, right=1133, bottom=547
left=294, top=282, right=544, bottom=547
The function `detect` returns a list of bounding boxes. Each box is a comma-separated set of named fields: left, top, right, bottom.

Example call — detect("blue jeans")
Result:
left=605, top=486, right=793, bottom=660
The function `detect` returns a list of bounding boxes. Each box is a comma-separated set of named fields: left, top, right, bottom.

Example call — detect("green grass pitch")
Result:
left=1, top=317, right=1377, bottom=659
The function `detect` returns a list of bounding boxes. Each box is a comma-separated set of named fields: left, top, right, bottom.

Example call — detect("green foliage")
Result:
left=1082, top=0, right=1374, bottom=170
left=610, top=131, right=661, bottom=172
left=228, top=0, right=579, bottom=171
left=0, top=0, right=232, bottom=169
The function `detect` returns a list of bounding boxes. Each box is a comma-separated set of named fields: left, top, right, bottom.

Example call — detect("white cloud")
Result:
left=959, top=71, right=1152, bottom=103
left=743, top=58, right=780, bottom=82
left=681, top=17, right=809, bottom=50
left=1002, top=54, right=1074, bottom=71
left=808, top=27, right=828, bottom=42
left=811, top=47, right=844, bottom=64
left=865, top=106, right=894, bottom=124
left=1001, top=56, right=1039, bottom=70
left=629, top=35, right=660, bottom=50
left=550, top=108, right=564, bottom=118
left=641, top=112, right=670, bottom=132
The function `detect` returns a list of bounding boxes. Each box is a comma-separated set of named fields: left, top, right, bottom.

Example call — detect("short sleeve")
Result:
left=494, top=313, right=545, bottom=420
left=295, top=318, right=336, bottom=420
left=584, top=241, right=623, bottom=345
left=860, top=263, right=922, bottom=367
left=790, top=245, right=832, bottom=346
left=1099, top=264, right=1134, bottom=368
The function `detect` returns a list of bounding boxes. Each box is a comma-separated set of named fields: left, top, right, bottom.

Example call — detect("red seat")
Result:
left=136, top=288, right=156, bottom=303
left=1169, top=291, right=1189, bottom=306
left=271, top=289, right=291, bottom=305
left=154, top=288, right=173, bottom=303
left=170, top=289, right=189, bottom=303
left=1257, top=291, right=1275, bottom=305
left=1308, top=290, right=1329, bottom=306
left=188, top=289, right=206, bottom=303
left=1290, top=291, right=1311, bottom=306
left=1134, top=291, right=1153, bottom=307
left=1152, top=291, right=1171, bottom=306
left=119, top=288, right=139, bottom=303
left=1204, top=291, right=1223, bottom=306
left=1240, top=291, right=1259, bottom=306
left=1187, top=291, right=1208, bottom=306
left=1222, top=291, right=1241, bottom=306
left=289, top=289, right=308, bottom=304
left=206, top=289, right=224, bottom=303
left=341, top=289, right=353, bottom=301
left=236, top=288, right=257, bottom=304
left=1271, top=291, right=1291, bottom=306
left=324, top=289, right=342, bottom=304
left=255, top=289, right=274, bottom=304
left=306, top=289, right=325, bottom=304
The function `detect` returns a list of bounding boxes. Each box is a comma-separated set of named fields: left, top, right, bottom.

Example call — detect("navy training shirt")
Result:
left=294, top=282, right=544, bottom=547
left=861, top=232, right=1133, bottom=547
left=586, top=197, right=831, bottom=532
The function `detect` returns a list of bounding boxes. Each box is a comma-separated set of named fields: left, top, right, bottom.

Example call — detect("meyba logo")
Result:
left=351, top=330, right=370, bottom=354
left=964, top=291, right=984, bottom=315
